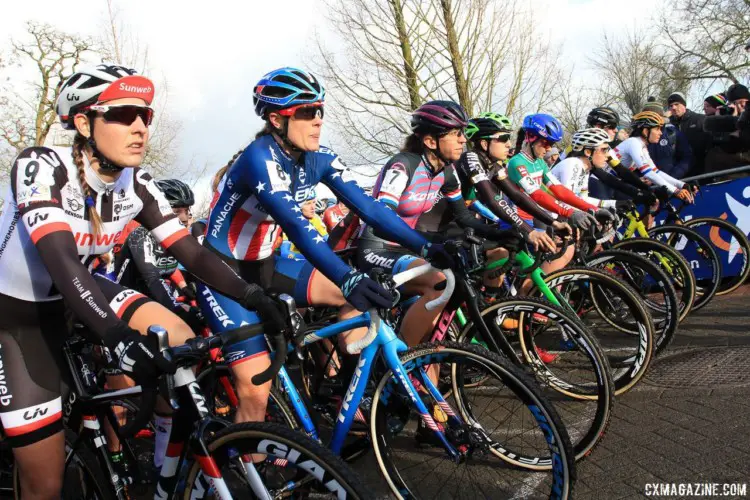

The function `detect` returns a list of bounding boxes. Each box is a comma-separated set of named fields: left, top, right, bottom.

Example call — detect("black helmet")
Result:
left=586, top=106, right=620, bottom=129
left=411, top=100, right=469, bottom=135
left=155, top=179, right=195, bottom=208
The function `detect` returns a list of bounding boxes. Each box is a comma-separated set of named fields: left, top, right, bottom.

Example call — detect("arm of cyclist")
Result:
left=590, top=166, right=642, bottom=198
left=492, top=172, right=559, bottom=226
left=125, top=226, right=184, bottom=310
left=542, top=169, right=599, bottom=212
left=508, top=164, right=576, bottom=218
left=323, top=156, right=430, bottom=256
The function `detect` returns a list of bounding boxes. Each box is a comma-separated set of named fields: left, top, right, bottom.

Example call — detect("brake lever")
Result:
left=151, top=325, right=179, bottom=410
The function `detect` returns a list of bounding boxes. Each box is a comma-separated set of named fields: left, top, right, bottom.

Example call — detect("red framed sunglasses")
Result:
left=278, top=102, right=324, bottom=120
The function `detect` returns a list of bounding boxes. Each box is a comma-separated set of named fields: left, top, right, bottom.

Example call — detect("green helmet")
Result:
left=465, top=112, right=513, bottom=140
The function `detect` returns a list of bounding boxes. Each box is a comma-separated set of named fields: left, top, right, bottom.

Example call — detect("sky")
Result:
left=0, top=0, right=656, bottom=203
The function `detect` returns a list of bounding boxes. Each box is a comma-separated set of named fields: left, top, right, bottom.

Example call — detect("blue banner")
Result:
left=654, top=177, right=750, bottom=279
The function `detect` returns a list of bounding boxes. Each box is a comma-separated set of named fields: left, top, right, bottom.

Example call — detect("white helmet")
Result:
left=56, top=64, right=155, bottom=130
left=571, top=128, right=610, bottom=151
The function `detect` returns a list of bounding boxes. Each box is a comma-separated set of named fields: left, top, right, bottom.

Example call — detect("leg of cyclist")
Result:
left=0, top=297, right=67, bottom=499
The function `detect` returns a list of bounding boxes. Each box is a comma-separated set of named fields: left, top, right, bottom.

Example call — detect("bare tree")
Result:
left=657, top=0, right=750, bottom=85
left=589, top=29, right=684, bottom=118
left=0, top=22, right=92, bottom=169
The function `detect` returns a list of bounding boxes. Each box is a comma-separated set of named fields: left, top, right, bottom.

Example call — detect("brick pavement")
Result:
left=575, top=292, right=750, bottom=499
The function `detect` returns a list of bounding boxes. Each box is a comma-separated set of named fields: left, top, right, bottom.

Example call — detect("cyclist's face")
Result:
left=532, top=137, right=552, bottom=158
left=271, top=107, right=323, bottom=152
left=591, top=145, right=610, bottom=168
left=437, top=129, right=467, bottom=162
left=172, top=207, right=191, bottom=226
left=486, top=134, right=511, bottom=161
left=647, top=127, right=662, bottom=143
left=76, top=97, right=150, bottom=168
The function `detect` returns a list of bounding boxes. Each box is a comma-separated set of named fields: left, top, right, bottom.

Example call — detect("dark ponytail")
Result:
left=513, top=128, right=526, bottom=155
left=401, top=133, right=425, bottom=155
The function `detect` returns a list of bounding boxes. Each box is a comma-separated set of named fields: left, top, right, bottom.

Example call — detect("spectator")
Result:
left=668, top=92, right=711, bottom=178
left=703, top=94, right=727, bottom=116
left=543, top=147, right=560, bottom=167
left=704, top=83, right=750, bottom=177
left=643, top=100, right=692, bottom=179
left=726, top=83, right=750, bottom=114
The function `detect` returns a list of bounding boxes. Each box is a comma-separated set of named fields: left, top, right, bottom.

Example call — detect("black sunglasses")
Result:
left=279, top=104, right=324, bottom=121
left=89, top=104, right=154, bottom=126
left=491, top=134, right=512, bottom=143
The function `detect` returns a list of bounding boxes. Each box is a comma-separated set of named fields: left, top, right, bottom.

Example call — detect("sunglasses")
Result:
left=597, top=146, right=611, bottom=154
left=491, top=133, right=512, bottom=143
left=89, top=104, right=154, bottom=126
left=278, top=103, right=324, bottom=120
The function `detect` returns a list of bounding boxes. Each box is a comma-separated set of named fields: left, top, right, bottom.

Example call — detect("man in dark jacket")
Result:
left=668, top=92, right=711, bottom=178
left=643, top=100, right=692, bottom=179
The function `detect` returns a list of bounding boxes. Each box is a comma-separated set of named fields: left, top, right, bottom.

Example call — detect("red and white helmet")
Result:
left=56, top=64, right=155, bottom=130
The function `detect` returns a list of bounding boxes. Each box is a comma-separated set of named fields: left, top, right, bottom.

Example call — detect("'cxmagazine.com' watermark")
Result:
left=645, top=483, right=748, bottom=497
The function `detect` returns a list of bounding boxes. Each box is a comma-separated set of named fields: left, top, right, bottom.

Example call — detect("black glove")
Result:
left=175, top=304, right=205, bottom=333
left=569, top=210, right=596, bottom=230
left=420, top=242, right=456, bottom=270
left=340, top=270, right=395, bottom=312
left=241, top=287, right=288, bottom=337
left=491, top=229, right=524, bottom=252
left=634, top=191, right=657, bottom=206
left=593, top=208, right=615, bottom=223
left=178, top=284, right=197, bottom=301
left=104, top=323, right=176, bottom=387
left=614, top=200, right=635, bottom=212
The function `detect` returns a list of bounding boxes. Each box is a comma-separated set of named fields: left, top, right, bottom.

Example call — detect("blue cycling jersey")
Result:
left=205, top=134, right=428, bottom=286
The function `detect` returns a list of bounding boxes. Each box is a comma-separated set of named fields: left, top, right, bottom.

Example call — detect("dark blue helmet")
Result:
left=253, top=67, right=325, bottom=118
left=522, top=113, right=564, bottom=143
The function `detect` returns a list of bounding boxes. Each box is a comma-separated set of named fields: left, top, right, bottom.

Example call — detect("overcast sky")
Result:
left=1, top=0, right=655, bottom=201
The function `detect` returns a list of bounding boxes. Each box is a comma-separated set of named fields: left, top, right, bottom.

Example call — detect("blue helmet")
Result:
left=522, top=113, right=564, bottom=143
left=253, top=67, right=325, bottom=118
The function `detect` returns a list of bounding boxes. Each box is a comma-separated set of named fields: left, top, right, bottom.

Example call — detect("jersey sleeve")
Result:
left=374, top=156, right=411, bottom=208
left=124, top=227, right=180, bottom=311
left=11, top=147, right=124, bottom=338
left=616, top=141, right=683, bottom=194
left=543, top=169, right=598, bottom=211
left=507, top=157, right=574, bottom=218
left=493, top=170, right=557, bottom=225
left=133, top=169, right=190, bottom=248
left=322, top=155, right=429, bottom=256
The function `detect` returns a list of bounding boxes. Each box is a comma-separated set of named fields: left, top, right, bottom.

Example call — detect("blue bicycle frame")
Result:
left=277, top=311, right=466, bottom=459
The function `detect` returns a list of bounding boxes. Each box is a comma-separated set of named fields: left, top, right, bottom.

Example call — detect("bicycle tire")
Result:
left=684, top=216, right=750, bottom=296
left=196, top=363, right=300, bottom=429
left=535, top=267, right=655, bottom=395
left=370, top=342, right=575, bottom=499
left=458, top=296, right=613, bottom=462
left=586, top=249, right=680, bottom=354
left=612, top=237, right=696, bottom=321
left=182, top=421, right=371, bottom=500
left=648, top=224, right=720, bottom=311
left=14, top=429, right=115, bottom=500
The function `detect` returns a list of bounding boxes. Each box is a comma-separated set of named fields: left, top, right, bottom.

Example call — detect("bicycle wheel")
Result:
left=684, top=216, right=750, bottom=295
left=535, top=267, right=655, bottom=395
left=648, top=224, right=721, bottom=311
left=586, top=249, right=680, bottom=354
left=370, top=342, right=575, bottom=500
left=14, top=429, right=115, bottom=500
left=196, top=362, right=300, bottom=428
left=182, top=421, right=371, bottom=499
left=457, top=297, right=613, bottom=462
left=612, top=237, right=696, bottom=321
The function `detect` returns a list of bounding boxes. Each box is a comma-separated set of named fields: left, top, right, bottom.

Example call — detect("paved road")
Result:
left=350, top=290, right=750, bottom=499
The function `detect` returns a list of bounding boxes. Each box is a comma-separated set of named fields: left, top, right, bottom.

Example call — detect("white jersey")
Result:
left=613, top=137, right=685, bottom=194
left=0, top=146, right=184, bottom=302
left=550, top=157, right=616, bottom=209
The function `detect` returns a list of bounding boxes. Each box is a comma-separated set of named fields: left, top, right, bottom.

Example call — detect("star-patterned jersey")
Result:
left=205, top=135, right=428, bottom=286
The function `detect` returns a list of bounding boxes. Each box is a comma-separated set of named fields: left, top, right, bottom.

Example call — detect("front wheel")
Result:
left=370, top=342, right=575, bottom=500
left=182, top=422, right=371, bottom=499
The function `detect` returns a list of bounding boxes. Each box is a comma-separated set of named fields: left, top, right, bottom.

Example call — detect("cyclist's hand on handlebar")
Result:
left=526, top=230, right=556, bottom=253
left=593, top=208, right=615, bottom=224
left=615, top=200, right=635, bottom=213
left=687, top=181, right=700, bottom=194
left=675, top=188, right=694, bottom=204
left=341, top=270, right=395, bottom=312
left=242, top=287, right=288, bottom=336
left=634, top=190, right=657, bottom=207
left=551, top=220, right=573, bottom=237
left=420, top=241, right=456, bottom=270
left=569, top=210, right=596, bottom=230
left=105, top=323, right=176, bottom=387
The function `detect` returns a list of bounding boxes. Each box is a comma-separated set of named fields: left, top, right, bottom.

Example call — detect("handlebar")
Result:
left=346, top=264, right=455, bottom=355
left=120, top=295, right=298, bottom=437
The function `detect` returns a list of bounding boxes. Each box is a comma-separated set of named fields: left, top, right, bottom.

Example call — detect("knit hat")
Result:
left=704, top=94, right=728, bottom=107
left=544, top=147, right=560, bottom=160
left=726, top=83, right=750, bottom=103
left=667, top=92, right=687, bottom=106
left=642, top=100, right=666, bottom=116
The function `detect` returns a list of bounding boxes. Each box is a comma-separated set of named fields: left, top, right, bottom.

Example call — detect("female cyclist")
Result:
left=356, top=100, right=523, bottom=347
left=201, top=68, right=455, bottom=425
left=0, top=64, right=285, bottom=498
left=613, top=111, right=695, bottom=203
left=455, top=112, right=571, bottom=252
left=551, top=128, right=636, bottom=212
